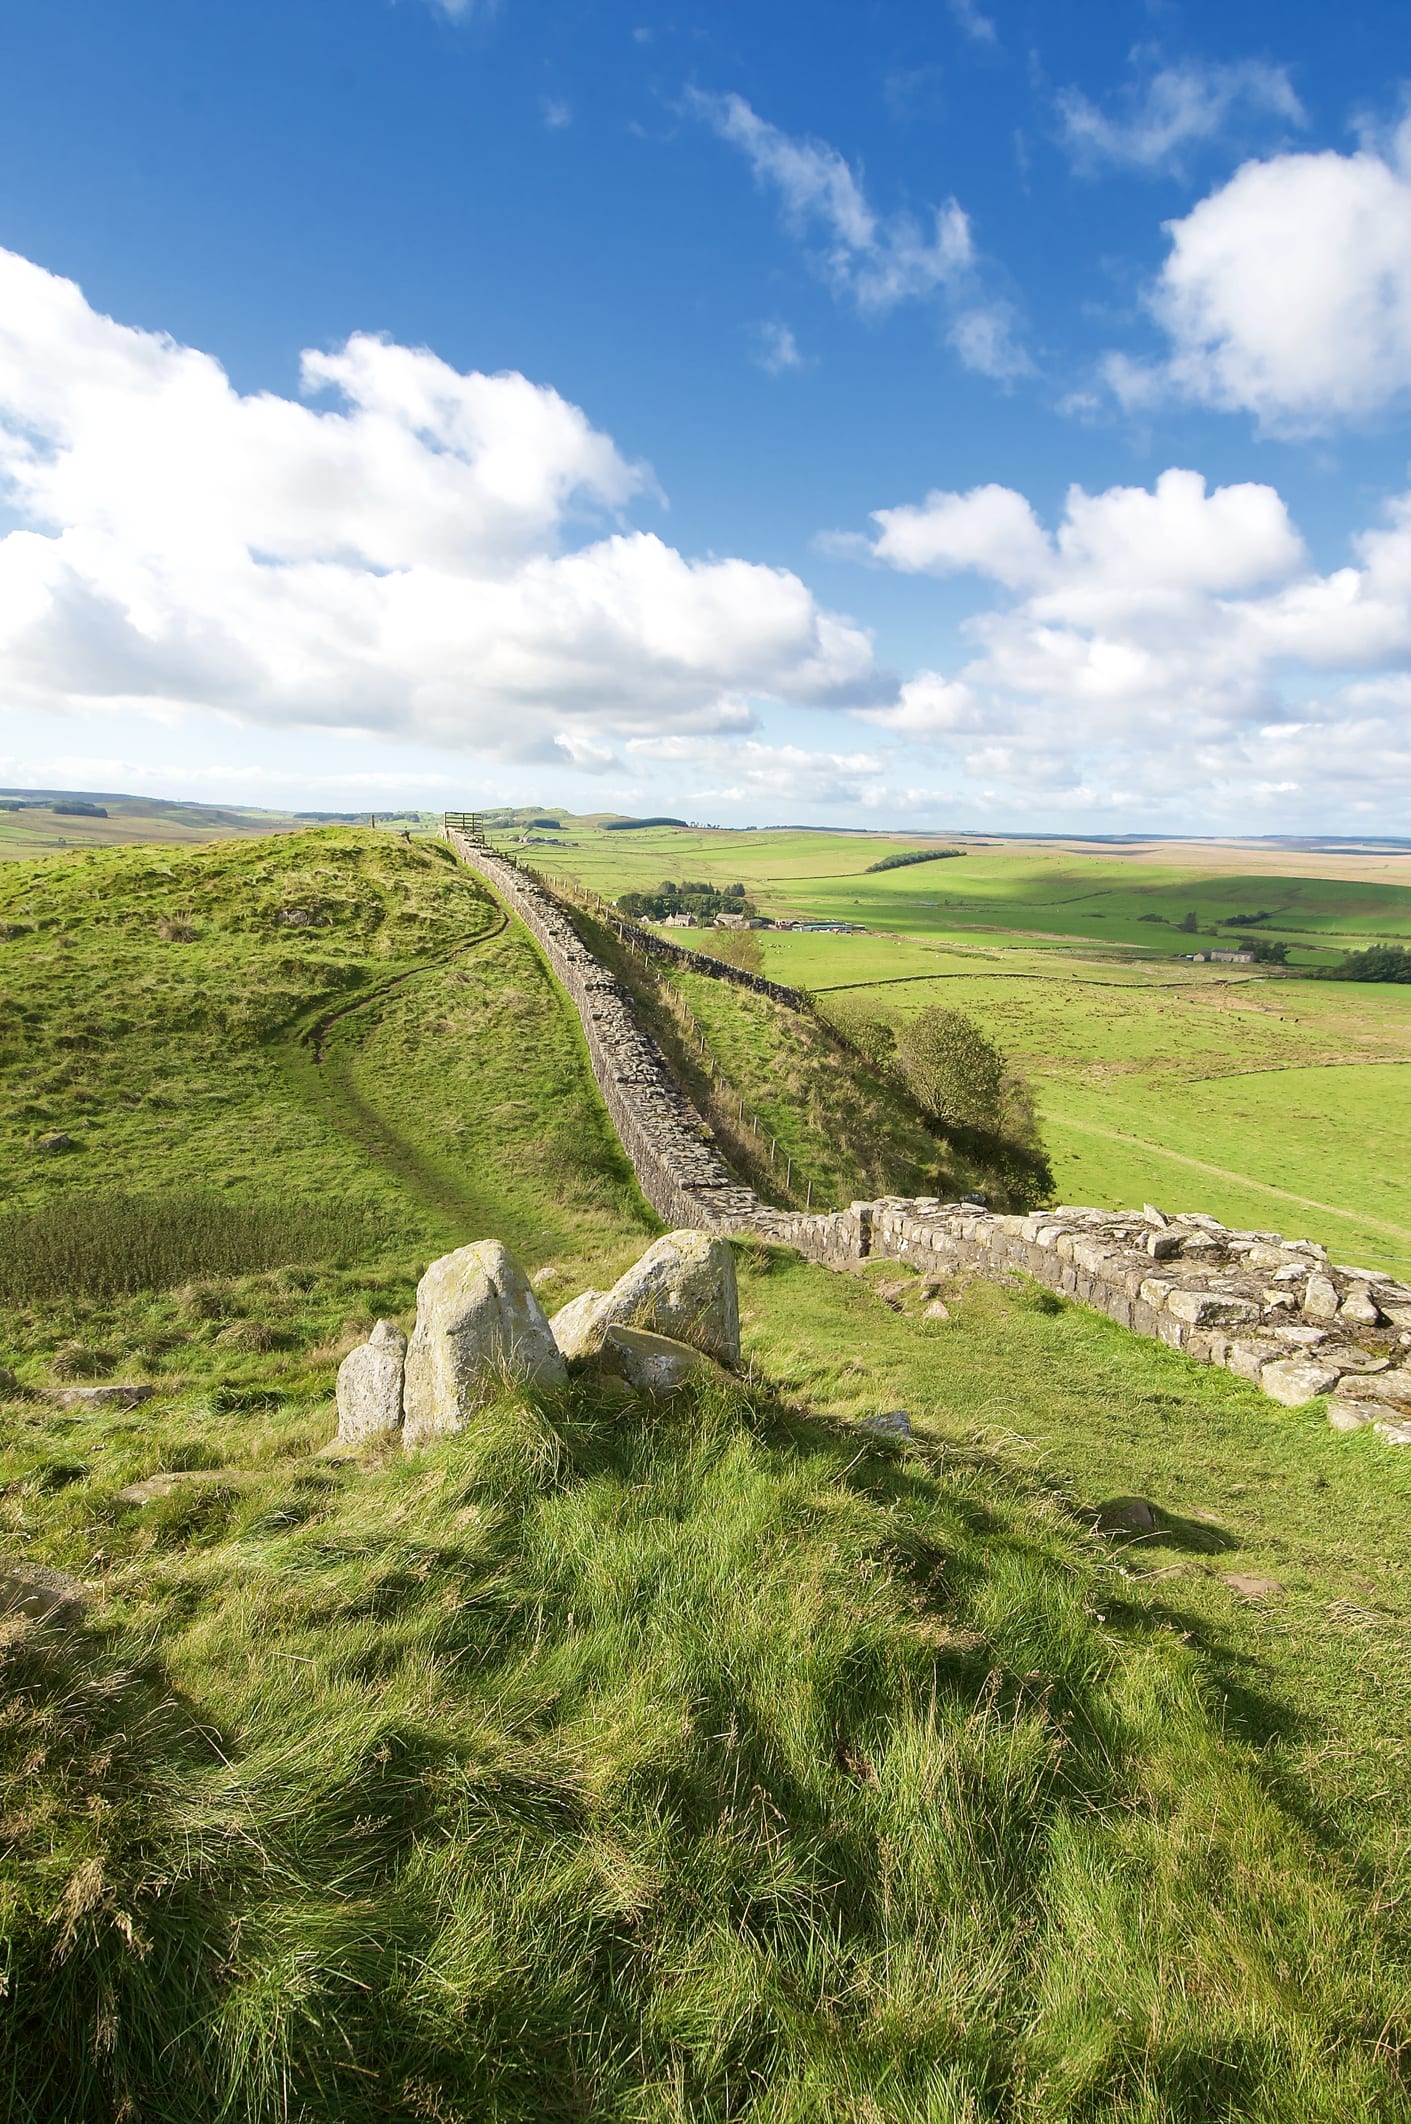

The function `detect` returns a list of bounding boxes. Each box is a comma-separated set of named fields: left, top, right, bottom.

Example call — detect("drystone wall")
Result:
left=445, top=832, right=1411, bottom=1439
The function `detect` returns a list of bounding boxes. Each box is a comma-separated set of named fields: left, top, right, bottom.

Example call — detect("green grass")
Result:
left=741, top=1250, right=1411, bottom=1915
left=0, top=789, right=337, bottom=860
left=0, top=1192, right=386, bottom=1300
left=3, top=1342, right=1408, bottom=2120
left=0, top=829, right=655, bottom=1392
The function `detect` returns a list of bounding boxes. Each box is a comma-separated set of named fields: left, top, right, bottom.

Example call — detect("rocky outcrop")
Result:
left=550, top=1230, right=740, bottom=1367
left=402, top=1241, right=567, bottom=1448
left=336, top=1320, right=407, bottom=1446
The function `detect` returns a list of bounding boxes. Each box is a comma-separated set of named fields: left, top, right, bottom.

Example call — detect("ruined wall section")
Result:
left=446, top=833, right=1411, bottom=1439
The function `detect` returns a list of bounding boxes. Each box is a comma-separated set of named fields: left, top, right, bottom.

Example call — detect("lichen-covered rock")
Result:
left=1302, top=1274, right=1340, bottom=1322
left=336, top=1319, right=407, bottom=1446
left=555, top=1231, right=740, bottom=1366
left=402, top=1241, right=566, bottom=1448
left=1260, top=1356, right=1341, bottom=1407
left=599, top=1324, right=719, bottom=1395
left=549, top=1289, right=609, bottom=1361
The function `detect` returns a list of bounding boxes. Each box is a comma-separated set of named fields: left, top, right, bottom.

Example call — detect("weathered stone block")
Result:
left=548, top=1289, right=608, bottom=1361
left=402, top=1241, right=567, bottom=1448
left=1227, top=1338, right=1283, bottom=1383
left=1260, top=1356, right=1341, bottom=1407
left=599, top=1324, right=719, bottom=1394
left=1165, top=1289, right=1258, bottom=1328
left=1302, top=1273, right=1340, bottom=1322
left=551, top=1230, right=739, bottom=1366
left=336, top=1319, right=407, bottom=1446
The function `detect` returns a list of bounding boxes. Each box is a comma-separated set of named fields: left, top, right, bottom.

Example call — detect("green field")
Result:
left=524, top=823, right=1411, bottom=1275
left=4, top=826, right=1411, bottom=2118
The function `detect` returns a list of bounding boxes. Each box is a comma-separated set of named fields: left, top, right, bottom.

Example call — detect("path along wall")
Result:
left=446, top=832, right=1411, bottom=1443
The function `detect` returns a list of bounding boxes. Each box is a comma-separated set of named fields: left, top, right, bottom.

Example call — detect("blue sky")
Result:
left=2, top=0, right=1411, bottom=829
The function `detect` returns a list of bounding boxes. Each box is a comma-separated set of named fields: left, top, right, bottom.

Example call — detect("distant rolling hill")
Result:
left=0, top=786, right=370, bottom=857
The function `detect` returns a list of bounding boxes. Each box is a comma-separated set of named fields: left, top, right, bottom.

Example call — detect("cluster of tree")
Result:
left=864, top=848, right=963, bottom=874
left=1318, top=944, right=1411, bottom=983
left=603, top=815, right=688, bottom=831
left=1233, top=936, right=1289, bottom=963
left=617, top=880, right=755, bottom=922
left=51, top=801, right=108, bottom=817
left=829, top=1001, right=1052, bottom=1202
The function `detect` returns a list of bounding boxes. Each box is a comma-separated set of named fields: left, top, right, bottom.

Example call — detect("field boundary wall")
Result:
left=445, top=831, right=1411, bottom=1438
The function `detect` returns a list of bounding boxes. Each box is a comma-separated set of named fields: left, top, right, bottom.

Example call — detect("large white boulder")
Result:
left=336, top=1319, right=407, bottom=1446
left=549, top=1231, right=740, bottom=1366
left=402, top=1241, right=567, bottom=1448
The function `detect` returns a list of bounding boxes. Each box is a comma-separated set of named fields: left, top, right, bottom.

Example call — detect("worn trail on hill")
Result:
left=281, top=906, right=509, bottom=1235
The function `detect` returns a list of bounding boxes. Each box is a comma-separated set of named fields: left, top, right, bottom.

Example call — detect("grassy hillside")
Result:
left=561, top=897, right=1044, bottom=1211
left=0, top=829, right=653, bottom=1389
left=3, top=829, right=1411, bottom=2120
left=5, top=1321, right=1410, bottom=2120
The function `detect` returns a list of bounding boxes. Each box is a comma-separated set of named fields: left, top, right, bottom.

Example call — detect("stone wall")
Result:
left=446, top=833, right=1411, bottom=1439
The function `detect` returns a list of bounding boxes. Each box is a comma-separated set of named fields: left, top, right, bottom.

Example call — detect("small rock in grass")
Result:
left=34, top=1131, right=72, bottom=1154
left=0, top=1562, right=86, bottom=1626
left=598, top=1324, right=719, bottom=1395
left=1222, top=1573, right=1283, bottom=1601
left=922, top=1299, right=951, bottom=1321
left=1095, top=1495, right=1157, bottom=1534
left=336, top=1319, right=407, bottom=1446
left=117, top=1470, right=258, bottom=1505
left=1327, top=1398, right=1374, bottom=1433
left=872, top=1279, right=910, bottom=1310
left=36, top=1384, right=153, bottom=1409
left=858, top=1408, right=914, bottom=1440
left=1260, top=1357, right=1341, bottom=1407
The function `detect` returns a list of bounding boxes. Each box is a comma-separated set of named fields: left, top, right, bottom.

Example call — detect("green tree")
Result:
left=830, top=1006, right=898, bottom=1073
left=895, top=1008, right=1007, bottom=1132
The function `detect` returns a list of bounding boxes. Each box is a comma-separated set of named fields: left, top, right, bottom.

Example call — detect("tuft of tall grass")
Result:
left=0, top=1192, right=386, bottom=1299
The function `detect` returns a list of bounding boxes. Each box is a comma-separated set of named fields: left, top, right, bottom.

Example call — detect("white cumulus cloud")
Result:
left=845, top=465, right=1411, bottom=824
left=1107, top=119, right=1411, bottom=430
left=0, top=248, right=881, bottom=768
